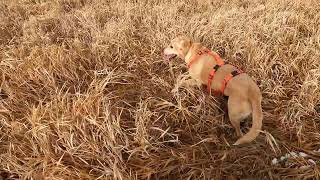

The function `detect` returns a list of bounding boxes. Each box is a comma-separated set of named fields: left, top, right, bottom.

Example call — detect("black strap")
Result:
left=213, top=64, right=221, bottom=71
left=197, top=49, right=210, bottom=55
left=213, top=61, right=228, bottom=72
left=231, top=70, right=241, bottom=77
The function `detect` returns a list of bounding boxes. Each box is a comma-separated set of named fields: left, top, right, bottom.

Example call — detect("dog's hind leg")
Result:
left=229, top=115, right=243, bottom=137
left=227, top=95, right=252, bottom=137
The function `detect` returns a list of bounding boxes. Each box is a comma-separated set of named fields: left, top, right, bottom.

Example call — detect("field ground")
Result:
left=0, top=0, right=320, bottom=179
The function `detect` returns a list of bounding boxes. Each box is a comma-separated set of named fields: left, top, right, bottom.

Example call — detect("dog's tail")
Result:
left=233, top=91, right=263, bottom=145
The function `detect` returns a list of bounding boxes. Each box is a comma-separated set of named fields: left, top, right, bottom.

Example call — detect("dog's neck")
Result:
left=184, top=43, right=203, bottom=64
left=184, top=49, right=193, bottom=64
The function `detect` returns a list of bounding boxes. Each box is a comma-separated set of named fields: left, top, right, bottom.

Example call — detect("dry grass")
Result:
left=0, top=0, right=319, bottom=179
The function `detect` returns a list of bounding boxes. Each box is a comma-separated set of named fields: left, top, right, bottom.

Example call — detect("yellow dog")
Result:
left=163, top=36, right=263, bottom=145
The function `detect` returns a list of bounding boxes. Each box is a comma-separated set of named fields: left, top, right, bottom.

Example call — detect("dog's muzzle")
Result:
left=163, top=54, right=177, bottom=61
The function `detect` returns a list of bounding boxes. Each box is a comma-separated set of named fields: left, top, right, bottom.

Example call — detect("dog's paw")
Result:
left=183, top=79, right=201, bottom=87
left=233, top=142, right=240, bottom=146
left=233, top=140, right=241, bottom=146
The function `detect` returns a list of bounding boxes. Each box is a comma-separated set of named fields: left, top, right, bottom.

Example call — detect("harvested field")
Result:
left=0, top=0, right=320, bottom=179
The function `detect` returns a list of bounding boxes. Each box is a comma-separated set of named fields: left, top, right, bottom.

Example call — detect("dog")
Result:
left=163, top=36, right=263, bottom=145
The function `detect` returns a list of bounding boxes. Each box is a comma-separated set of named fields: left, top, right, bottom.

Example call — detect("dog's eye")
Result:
left=170, top=45, right=173, bottom=48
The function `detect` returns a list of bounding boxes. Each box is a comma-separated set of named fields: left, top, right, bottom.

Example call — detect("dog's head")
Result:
left=163, top=36, right=192, bottom=61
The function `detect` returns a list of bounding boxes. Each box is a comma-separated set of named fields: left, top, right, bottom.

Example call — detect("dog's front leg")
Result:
left=171, top=76, right=202, bottom=94
left=183, top=78, right=202, bottom=87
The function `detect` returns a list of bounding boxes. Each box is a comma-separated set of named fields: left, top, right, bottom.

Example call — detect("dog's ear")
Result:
left=182, top=37, right=192, bottom=47
left=182, top=38, right=191, bottom=49
left=178, top=37, right=192, bottom=50
left=175, top=37, right=192, bottom=58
